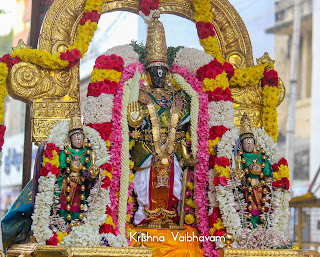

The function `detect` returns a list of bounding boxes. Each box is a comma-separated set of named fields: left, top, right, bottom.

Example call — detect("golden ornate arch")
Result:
left=8, top=0, right=278, bottom=144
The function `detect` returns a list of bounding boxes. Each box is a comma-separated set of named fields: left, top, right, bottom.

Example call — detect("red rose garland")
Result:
left=138, top=0, right=159, bottom=16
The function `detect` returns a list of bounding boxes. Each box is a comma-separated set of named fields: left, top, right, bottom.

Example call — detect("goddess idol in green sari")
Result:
left=234, top=114, right=272, bottom=228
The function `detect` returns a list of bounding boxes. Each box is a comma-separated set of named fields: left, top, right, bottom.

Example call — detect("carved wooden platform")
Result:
left=220, top=248, right=320, bottom=257
left=6, top=244, right=152, bottom=257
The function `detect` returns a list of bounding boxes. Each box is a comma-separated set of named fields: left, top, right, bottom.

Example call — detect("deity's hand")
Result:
left=180, top=155, right=196, bottom=168
left=128, top=102, right=144, bottom=127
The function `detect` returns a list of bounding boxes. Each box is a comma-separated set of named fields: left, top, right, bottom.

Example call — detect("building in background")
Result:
left=266, top=0, right=312, bottom=196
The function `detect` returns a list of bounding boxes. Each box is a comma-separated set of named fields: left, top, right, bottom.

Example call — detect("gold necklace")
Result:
left=147, top=95, right=181, bottom=165
left=243, top=151, right=262, bottom=175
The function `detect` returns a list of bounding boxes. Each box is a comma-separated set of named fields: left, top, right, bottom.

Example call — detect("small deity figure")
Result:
left=234, top=113, right=272, bottom=228
left=57, top=110, right=100, bottom=227
left=127, top=13, right=193, bottom=228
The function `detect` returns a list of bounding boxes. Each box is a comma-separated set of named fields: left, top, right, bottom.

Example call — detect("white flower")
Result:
left=173, top=47, right=213, bottom=76
left=83, top=94, right=114, bottom=124
left=104, top=45, right=139, bottom=67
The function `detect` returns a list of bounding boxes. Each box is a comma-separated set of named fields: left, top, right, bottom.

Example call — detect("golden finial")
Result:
left=68, top=109, right=83, bottom=137
left=256, top=52, right=275, bottom=66
left=240, top=113, right=254, bottom=140
left=145, top=12, right=169, bottom=69
left=12, top=39, right=32, bottom=51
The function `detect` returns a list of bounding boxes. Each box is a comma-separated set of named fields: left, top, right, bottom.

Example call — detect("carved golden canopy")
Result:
left=7, top=0, right=284, bottom=144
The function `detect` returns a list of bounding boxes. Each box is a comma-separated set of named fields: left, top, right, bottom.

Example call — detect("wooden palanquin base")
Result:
left=7, top=244, right=152, bottom=257
left=220, top=248, right=320, bottom=257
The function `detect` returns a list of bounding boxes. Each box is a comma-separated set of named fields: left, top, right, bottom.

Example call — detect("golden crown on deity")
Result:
left=240, top=113, right=254, bottom=141
left=145, top=11, right=169, bottom=69
left=68, top=109, right=83, bottom=137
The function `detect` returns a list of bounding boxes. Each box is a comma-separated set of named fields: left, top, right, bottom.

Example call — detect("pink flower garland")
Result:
left=109, top=62, right=144, bottom=235
left=171, top=65, right=214, bottom=255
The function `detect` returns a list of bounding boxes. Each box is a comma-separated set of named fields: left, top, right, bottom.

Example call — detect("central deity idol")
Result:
left=127, top=12, right=193, bottom=229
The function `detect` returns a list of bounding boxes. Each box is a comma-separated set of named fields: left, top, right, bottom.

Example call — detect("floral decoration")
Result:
left=212, top=127, right=291, bottom=248
left=261, top=67, right=279, bottom=142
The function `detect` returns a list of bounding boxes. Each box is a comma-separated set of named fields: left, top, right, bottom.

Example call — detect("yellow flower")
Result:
left=126, top=214, right=131, bottom=223
left=202, top=72, right=229, bottom=92
left=129, top=173, right=135, bottom=183
left=278, top=165, right=289, bottom=178
left=129, top=160, right=135, bottom=170
left=105, top=215, right=115, bottom=228
left=187, top=181, right=194, bottom=191
left=273, top=171, right=281, bottom=182
left=209, top=228, right=215, bottom=236
left=43, top=150, right=60, bottom=168
left=128, top=196, right=133, bottom=203
left=214, top=165, right=230, bottom=178
left=186, top=131, right=191, bottom=142
left=213, top=218, right=225, bottom=230
left=186, top=198, right=196, bottom=208
left=185, top=214, right=195, bottom=225
left=91, top=68, right=122, bottom=83
left=102, top=170, right=112, bottom=179
left=208, top=138, right=220, bottom=155
left=105, top=140, right=111, bottom=148
left=57, top=232, right=68, bottom=244
left=129, top=139, right=135, bottom=150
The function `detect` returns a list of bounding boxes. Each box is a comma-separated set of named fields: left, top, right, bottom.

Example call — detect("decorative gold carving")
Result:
left=7, top=0, right=282, bottom=143
left=7, top=244, right=152, bottom=257
left=12, top=39, right=31, bottom=51
left=256, top=52, right=275, bottom=66
left=220, top=248, right=320, bottom=257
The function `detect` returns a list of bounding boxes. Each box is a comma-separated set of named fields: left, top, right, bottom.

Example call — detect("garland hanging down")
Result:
left=31, top=120, right=127, bottom=247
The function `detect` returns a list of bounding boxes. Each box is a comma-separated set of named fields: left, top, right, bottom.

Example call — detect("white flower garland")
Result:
left=172, top=73, right=199, bottom=156
left=31, top=173, right=57, bottom=244
left=214, top=127, right=291, bottom=248
left=104, top=44, right=139, bottom=68
left=32, top=120, right=116, bottom=246
left=208, top=101, right=234, bottom=129
left=118, top=78, right=131, bottom=235
left=173, top=47, right=213, bottom=76
left=83, top=94, right=114, bottom=124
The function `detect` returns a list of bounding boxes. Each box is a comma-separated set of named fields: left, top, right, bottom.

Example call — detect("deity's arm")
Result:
left=127, top=101, right=144, bottom=127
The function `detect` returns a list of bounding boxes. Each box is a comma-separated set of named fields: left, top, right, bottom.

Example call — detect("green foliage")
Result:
left=0, top=29, right=13, bottom=56
left=130, top=40, right=183, bottom=67
left=167, top=46, right=183, bottom=66
left=276, top=242, right=294, bottom=249
left=130, top=40, right=147, bottom=66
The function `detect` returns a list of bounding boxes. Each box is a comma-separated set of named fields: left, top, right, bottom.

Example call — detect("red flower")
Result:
left=261, top=68, right=279, bottom=87
left=50, top=166, right=60, bottom=177
left=101, top=162, right=113, bottom=172
left=196, top=22, right=215, bottom=39
left=216, top=229, right=227, bottom=237
left=40, top=167, right=48, bottom=176
left=150, top=0, right=159, bottom=10
left=99, top=223, right=114, bottom=234
left=13, top=57, right=21, bottom=64
left=278, top=158, right=288, bottom=166
left=223, top=62, right=235, bottom=78
left=71, top=49, right=81, bottom=59
left=139, top=2, right=151, bottom=16
left=205, top=68, right=218, bottom=79
left=210, top=207, right=221, bottom=225
left=47, top=234, right=58, bottom=245
left=105, top=205, right=112, bottom=215
left=209, top=155, right=216, bottom=169
left=102, top=176, right=111, bottom=189
left=272, top=163, right=279, bottom=172
left=213, top=176, right=219, bottom=186
left=1, top=54, right=13, bottom=69
left=209, top=125, right=229, bottom=139
left=45, top=162, right=53, bottom=170
left=219, top=176, right=228, bottom=186
left=219, top=157, right=230, bottom=167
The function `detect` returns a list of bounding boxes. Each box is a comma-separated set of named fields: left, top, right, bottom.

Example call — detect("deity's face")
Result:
left=70, top=130, right=85, bottom=149
left=242, top=137, right=255, bottom=153
left=147, top=66, right=168, bottom=88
